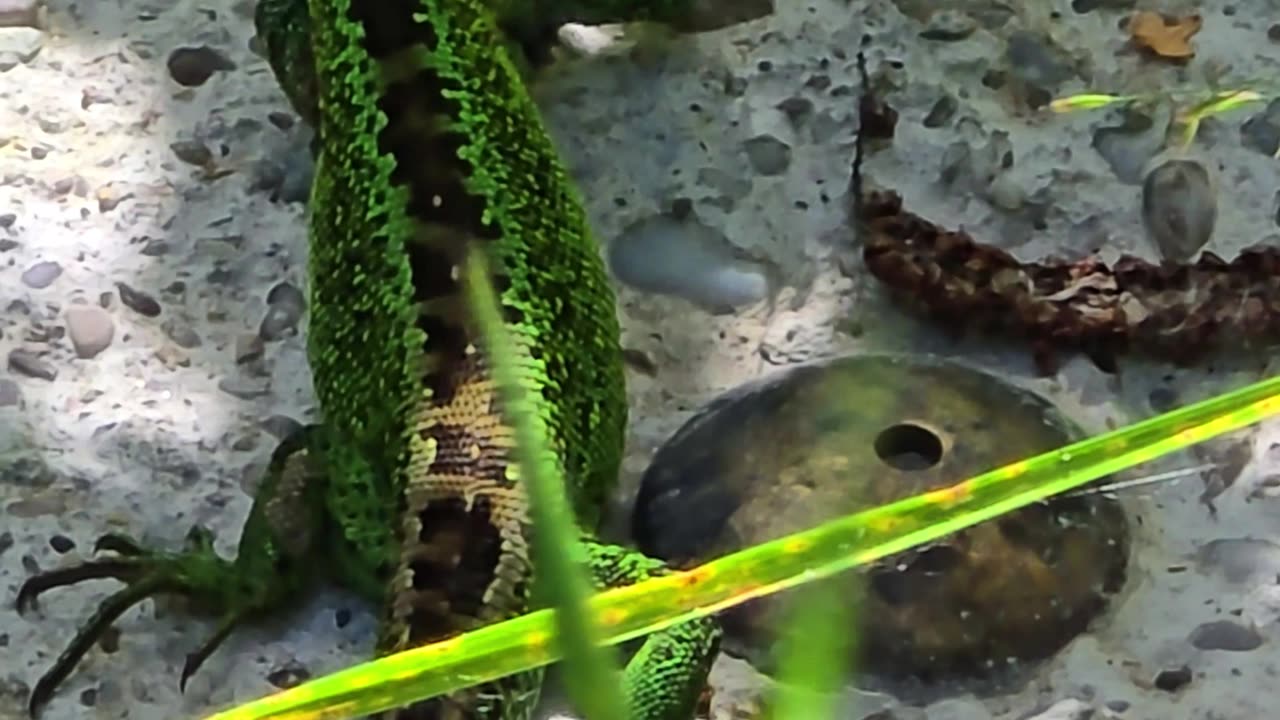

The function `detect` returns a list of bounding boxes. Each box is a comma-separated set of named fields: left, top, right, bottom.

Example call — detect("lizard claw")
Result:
left=22, top=564, right=178, bottom=718
left=18, top=533, right=222, bottom=718
left=92, top=532, right=147, bottom=556
left=16, top=557, right=143, bottom=614
left=180, top=612, right=244, bottom=692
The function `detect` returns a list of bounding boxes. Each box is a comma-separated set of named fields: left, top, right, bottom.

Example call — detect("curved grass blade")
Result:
left=766, top=581, right=856, bottom=720
left=204, top=373, right=1280, bottom=720
left=459, top=247, right=626, bottom=720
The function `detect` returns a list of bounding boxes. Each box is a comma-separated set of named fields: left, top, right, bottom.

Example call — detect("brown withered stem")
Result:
left=851, top=62, right=1280, bottom=376
left=858, top=191, right=1280, bottom=375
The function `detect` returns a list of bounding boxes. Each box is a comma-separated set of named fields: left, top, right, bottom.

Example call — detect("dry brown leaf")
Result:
left=1129, top=10, right=1202, bottom=59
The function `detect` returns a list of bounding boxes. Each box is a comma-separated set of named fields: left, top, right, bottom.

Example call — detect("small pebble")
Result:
left=8, top=348, right=56, bottom=381
left=266, top=663, right=311, bottom=689
left=162, top=318, right=202, bottom=348
left=920, top=10, right=976, bottom=41
left=0, top=378, right=20, bottom=406
left=65, top=305, right=115, bottom=359
left=1153, top=665, right=1193, bottom=692
left=1241, top=99, right=1280, bottom=157
left=1188, top=620, right=1264, bottom=651
left=116, top=281, right=162, bottom=317
left=78, top=688, right=97, bottom=707
left=167, top=45, right=236, bottom=87
left=170, top=140, right=213, bottom=166
left=1148, top=386, right=1179, bottom=412
left=609, top=214, right=770, bottom=312
left=742, top=134, right=792, bottom=176
left=260, top=282, right=306, bottom=340
left=923, top=95, right=957, bottom=128
left=20, top=260, right=60, bottom=288
left=218, top=376, right=269, bottom=400
left=235, top=333, right=265, bottom=364
left=1142, top=157, right=1216, bottom=261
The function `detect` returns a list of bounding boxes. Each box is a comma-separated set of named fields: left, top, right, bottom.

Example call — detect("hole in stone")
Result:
left=874, top=423, right=943, bottom=470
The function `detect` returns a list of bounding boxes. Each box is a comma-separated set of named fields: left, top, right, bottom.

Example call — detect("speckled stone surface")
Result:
left=2, top=1, right=1280, bottom=719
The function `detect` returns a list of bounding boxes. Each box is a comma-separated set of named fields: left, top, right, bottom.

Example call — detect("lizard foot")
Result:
left=17, top=526, right=248, bottom=717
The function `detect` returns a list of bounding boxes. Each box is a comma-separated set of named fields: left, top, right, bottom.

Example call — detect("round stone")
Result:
left=632, top=354, right=1128, bottom=688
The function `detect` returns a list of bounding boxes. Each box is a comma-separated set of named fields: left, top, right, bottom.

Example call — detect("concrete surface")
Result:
left=3, top=0, right=1280, bottom=718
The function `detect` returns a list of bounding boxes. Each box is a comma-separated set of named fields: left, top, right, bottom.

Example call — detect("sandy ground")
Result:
left=3, top=0, right=1280, bottom=719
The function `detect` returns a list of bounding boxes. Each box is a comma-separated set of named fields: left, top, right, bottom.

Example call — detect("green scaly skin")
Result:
left=258, top=0, right=759, bottom=130
left=17, top=1, right=724, bottom=718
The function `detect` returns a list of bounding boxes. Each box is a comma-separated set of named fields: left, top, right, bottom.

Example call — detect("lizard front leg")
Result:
left=17, top=426, right=335, bottom=717
left=584, top=541, right=721, bottom=720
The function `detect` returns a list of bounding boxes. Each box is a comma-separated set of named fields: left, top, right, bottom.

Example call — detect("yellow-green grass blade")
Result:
left=459, top=247, right=627, bottom=720
left=205, top=373, right=1280, bottom=720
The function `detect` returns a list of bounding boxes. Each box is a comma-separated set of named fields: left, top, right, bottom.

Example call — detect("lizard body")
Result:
left=18, top=1, right=730, bottom=718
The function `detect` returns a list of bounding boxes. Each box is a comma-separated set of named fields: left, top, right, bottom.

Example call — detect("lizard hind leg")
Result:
left=583, top=540, right=721, bottom=720
left=17, top=425, right=334, bottom=718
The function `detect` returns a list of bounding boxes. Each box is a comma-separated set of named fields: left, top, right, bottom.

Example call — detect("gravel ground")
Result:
left=3, top=1, right=1280, bottom=719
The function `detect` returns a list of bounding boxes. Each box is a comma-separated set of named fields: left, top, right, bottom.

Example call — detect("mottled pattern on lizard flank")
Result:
left=305, top=0, right=626, bottom=635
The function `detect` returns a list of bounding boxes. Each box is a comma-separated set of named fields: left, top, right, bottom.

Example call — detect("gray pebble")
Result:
left=140, top=237, right=169, bottom=256
left=166, top=45, right=236, bottom=87
left=65, top=305, right=115, bottom=359
left=920, top=10, right=976, bottom=41
left=1240, top=99, right=1280, bottom=158
left=1142, top=157, right=1217, bottom=261
left=20, top=260, right=60, bottom=288
left=8, top=348, right=55, bottom=380
left=609, top=214, right=770, bottom=312
left=218, top=376, right=269, bottom=400
left=742, top=134, right=791, bottom=176
left=162, top=318, right=202, bottom=348
left=1006, top=31, right=1073, bottom=90
left=1091, top=112, right=1164, bottom=184
left=1148, top=386, right=1179, bottom=412
left=939, top=141, right=971, bottom=185
left=775, top=96, right=813, bottom=125
left=988, top=173, right=1025, bottom=211
left=1152, top=665, right=1192, bottom=692
left=260, top=281, right=306, bottom=340
left=235, top=333, right=265, bottom=364
left=0, top=377, right=20, bottom=406
left=923, top=95, right=957, bottom=128
left=1188, top=620, right=1264, bottom=651
left=1195, top=538, right=1280, bottom=583
left=170, top=140, right=213, bottom=167
left=116, top=281, right=162, bottom=317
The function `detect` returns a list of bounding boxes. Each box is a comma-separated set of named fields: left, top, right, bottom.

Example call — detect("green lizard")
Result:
left=17, top=0, right=741, bottom=717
